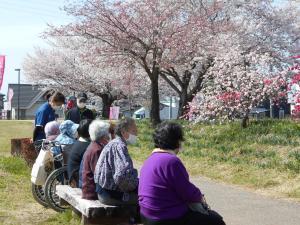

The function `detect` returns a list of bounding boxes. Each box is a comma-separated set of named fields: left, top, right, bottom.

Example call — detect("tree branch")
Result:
left=160, top=71, right=181, bottom=94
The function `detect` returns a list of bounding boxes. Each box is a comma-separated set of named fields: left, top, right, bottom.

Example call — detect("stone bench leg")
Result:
left=81, top=215, right=90, bottom=225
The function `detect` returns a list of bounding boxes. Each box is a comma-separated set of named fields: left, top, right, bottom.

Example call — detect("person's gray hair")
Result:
left=89, top=120, right=110, bottom=141
left=115, top=118, right=136, bottom=137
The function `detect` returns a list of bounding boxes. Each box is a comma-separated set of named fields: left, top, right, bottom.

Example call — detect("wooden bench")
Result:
left=56, top=185, right=137, bottom=225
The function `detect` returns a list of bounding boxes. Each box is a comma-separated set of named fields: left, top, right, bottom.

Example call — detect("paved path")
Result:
left=192, top=177, right=300, bottom=225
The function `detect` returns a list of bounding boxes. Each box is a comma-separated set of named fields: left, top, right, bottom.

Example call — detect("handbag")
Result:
left=31, top=149, right=53, bottom=185
left=189, top=202, right=210, bottom=215
left=189, top=195, right=210, bottom=215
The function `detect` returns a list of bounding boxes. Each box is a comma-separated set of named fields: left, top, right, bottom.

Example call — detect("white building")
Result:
left=133, top=97, right=179, bottom=120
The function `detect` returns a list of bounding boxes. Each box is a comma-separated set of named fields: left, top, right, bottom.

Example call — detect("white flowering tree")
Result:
left=23, top=38, right=147, bottom=118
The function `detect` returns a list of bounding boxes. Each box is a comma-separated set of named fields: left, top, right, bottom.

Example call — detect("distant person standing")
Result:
left=33, top=91, right=65, bottom=141
left=64, top=96, right=77, bottom=117
left=66, top=96, right=77, bottom=111
left=65, top=92, right=95, bottom=124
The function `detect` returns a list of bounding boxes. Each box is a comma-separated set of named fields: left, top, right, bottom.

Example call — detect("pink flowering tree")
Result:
left=185, top=0, right=299, bottom=126
left=288, top=55, right=300, bottom=119
left=44, top=0, right=224, bottom=125
left=158, top=0, right=299, bottom=118
left=186, top=47, right=288, bottom=127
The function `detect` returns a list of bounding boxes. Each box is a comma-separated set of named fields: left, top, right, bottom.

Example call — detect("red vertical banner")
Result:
left=0, top=55, right=5, bottom=90
left=7, top=88, right=14, bottom=109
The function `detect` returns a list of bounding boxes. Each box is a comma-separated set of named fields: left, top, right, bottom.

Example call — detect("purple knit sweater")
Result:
left=138, top=152, right=202, bottom=220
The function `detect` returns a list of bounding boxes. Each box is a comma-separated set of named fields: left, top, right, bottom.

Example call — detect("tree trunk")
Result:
left=241, top=114, right=249, bottom=128
left=101, top=94, right=114, bottom=119
left=150, top=74, right=161, bottom=126
left=177, top=88, right=191, bottom=119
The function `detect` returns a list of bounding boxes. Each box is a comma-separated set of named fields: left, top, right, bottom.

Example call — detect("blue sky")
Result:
left=0, top=0, right=72, bottom=98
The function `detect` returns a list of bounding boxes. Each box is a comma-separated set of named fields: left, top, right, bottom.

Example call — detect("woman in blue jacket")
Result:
left=33, top=92, right=65, bottom=141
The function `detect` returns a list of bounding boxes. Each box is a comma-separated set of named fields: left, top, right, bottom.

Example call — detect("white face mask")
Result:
left=126, top=134, right=137, bottom=145
left=52, top=105, right=61, bottom=110
left=78, top=102, right=86, bottom=109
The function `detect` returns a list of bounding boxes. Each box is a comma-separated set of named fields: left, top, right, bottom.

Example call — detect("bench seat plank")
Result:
left=56, top=185, right=116, bottom=218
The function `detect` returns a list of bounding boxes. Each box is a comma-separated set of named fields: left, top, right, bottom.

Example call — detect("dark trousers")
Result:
left=141, top=210, right=226, bottom=225
left=97, top=186, right=141, bottom=223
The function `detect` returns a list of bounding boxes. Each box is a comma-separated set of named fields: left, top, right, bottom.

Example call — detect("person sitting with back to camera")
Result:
left=138, top=121, right=226, bottom=225
left=52, top=120, right=79, bottom=168
left=44, top=121, right=60, bottom=141
left=67, top=119, right=93, bottom=187
left=79, top=120, right=111, bottom=200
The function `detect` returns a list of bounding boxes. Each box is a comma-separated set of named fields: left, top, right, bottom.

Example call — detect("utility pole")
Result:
left=15, top=69, right=20, bottom=120
left=169, top=96, right=173, bottom=119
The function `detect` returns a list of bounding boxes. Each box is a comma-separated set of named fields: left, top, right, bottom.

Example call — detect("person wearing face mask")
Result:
left=94, top=118, right=139, bottom=208
left=79, top=120, right=111, bottom=200
left=65, top=92, right=95, bottom=124
left=138, top=122, right=226, bottom=225
left=33, top=91, right=65, bottom=141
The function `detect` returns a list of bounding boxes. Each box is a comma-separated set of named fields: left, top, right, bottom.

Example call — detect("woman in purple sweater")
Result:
left=138, top=122, right=226, bottom=225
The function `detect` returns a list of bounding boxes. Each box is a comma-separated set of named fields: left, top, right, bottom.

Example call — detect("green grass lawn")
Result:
left=0, top=120, right=34, bottom=156
left=0, top=120, right=79, bottom=225
left=0, top=119, right=300, bottom=224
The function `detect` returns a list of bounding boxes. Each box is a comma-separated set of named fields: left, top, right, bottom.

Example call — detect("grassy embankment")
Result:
left=132, top=119, right=300, bottom=199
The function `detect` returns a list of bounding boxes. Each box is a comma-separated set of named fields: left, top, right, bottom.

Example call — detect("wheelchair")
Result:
left=32, top=140, right=71, bottom=212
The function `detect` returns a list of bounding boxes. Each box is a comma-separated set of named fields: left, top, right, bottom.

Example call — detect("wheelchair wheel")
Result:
left=44, top=166, right=69, bottom=212
left=31, top=184, right=48, bottom=207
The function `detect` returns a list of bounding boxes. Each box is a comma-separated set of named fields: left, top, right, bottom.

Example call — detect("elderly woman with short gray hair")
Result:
left=94, top=118, right=139, bottom=205
left=94, top=117, right=140, bottom=223
left=80, top=120, right=111, bottom=200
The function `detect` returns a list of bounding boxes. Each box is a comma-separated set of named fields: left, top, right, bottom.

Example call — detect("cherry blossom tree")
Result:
left=184, top=0, right=300, bottom=125
left=23, top=39, right=147, bottom=118
left=158, top=0, right=227, bottom=118
left=159, top=0, right=300, bottom=118
left=24, top=0, right=299, bottom=123
left=45, top=0, right=222, bottom=125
